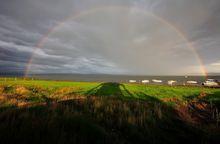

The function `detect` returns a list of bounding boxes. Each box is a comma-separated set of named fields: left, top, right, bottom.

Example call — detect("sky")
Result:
left=0, top=0, right=220, bottom=75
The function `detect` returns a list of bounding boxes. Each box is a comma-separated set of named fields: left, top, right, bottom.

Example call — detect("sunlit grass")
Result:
left=0, top=78, right=220, bottom=143
left=0, top=78, right=219, bottom=103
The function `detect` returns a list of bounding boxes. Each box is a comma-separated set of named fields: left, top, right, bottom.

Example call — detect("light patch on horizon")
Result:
left=211, top=61, right=220, bottom=66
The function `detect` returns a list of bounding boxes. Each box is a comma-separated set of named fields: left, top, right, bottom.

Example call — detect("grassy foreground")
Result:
left=0, top=78, right=220, bottom=144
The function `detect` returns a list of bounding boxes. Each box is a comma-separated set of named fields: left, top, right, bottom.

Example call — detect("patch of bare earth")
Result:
left=15, top=86, right=30, bottom=96
left=162, top=97, right=180, bottom=103
left=175, top=92, right=220, bottom=129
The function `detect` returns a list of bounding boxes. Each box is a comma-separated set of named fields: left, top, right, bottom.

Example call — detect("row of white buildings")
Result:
left=129, top=79, right=198, bottom=86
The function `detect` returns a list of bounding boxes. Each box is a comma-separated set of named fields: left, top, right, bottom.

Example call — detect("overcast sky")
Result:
left=0, top=0, right=220, bottom=75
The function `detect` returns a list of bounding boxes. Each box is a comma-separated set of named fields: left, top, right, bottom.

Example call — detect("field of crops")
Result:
left=0, top=78, right=220, bottom=144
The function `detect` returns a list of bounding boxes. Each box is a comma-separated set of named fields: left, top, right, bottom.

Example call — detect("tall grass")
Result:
left=0, top=80, right=220, bottom=143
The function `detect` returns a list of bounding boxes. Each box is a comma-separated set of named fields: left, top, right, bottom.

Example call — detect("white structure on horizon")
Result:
left=187, top=81, right=198, bottom=84
left=142, top=80, right=149, bottom=84
left=129, top=80, right=137, bottom=83
left=202, top=79, right=219, bottom=87
left=152, top=79, right=163, bottom=83
left=168, top=80, right=177, bottom=86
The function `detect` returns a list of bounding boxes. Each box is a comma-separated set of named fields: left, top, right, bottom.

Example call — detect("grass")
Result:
left=0, top=78, right=218, bottom=100
left=0, top=78, right=220, bottom=144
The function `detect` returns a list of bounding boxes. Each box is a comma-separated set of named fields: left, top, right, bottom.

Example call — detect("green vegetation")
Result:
left=0, top=78, right=220, bottom=144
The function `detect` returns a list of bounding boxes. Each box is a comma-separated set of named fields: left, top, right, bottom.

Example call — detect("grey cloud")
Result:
left=0, top=0, right=220, bottom=75
left=0, top=15, right=42, bottom=46
left=29, top=7, right=201, bottom=75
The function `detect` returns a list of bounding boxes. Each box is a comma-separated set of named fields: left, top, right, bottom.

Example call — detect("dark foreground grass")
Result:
left=0, top=79, right=220, bottom=144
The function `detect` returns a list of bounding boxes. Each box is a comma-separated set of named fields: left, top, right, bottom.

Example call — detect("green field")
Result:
left=0, top=78, right=220, bottom=144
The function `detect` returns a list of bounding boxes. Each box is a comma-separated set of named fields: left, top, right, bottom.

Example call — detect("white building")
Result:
left=187, top=81, right=197, bottom=84
left=142, top=80, right=149, bottom=84
left=168, top=80, right=177, bottom=86
left=152, top=79, right=162, bottom=83
left=129, top=80, right=136, bottom=83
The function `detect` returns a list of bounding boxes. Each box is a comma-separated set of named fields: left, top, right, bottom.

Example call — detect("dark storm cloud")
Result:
left=0, top=0, right=220, bottom=75
left=0, top=15, right=42, bottom=46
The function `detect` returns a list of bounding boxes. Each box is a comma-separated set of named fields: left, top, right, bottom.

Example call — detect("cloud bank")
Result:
left=0, top=0, right=220, bottom=75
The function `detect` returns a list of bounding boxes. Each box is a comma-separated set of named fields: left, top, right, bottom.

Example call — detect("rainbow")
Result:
left=25, top=6, right=208, bottom=77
